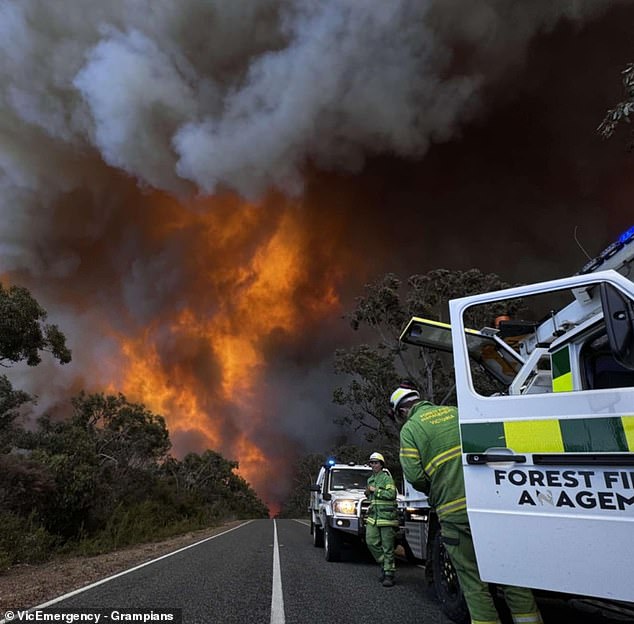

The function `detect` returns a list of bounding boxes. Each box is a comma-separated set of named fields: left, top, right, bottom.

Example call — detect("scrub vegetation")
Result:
left=0, top=283, right=268, bottom=572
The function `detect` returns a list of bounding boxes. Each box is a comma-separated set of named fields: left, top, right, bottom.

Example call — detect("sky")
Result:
left=1, top=0, right=633, bottom=509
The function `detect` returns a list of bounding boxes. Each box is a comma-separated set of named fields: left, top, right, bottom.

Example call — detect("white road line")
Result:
left=270, top=519, right=286, bottom=624
left=7, top=520, right=253, bottom=620
left=291, top=519, right=310, bottom=526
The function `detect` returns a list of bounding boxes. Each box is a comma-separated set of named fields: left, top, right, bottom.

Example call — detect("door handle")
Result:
left=466, top=453, right=527, bottom=465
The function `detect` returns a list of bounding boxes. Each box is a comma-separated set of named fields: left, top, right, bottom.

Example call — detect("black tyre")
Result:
left=431, top=529, right=470, bottom=624
left=312, top=519, right=324, bottom=547
left=324, top=522, right=341, bottom=562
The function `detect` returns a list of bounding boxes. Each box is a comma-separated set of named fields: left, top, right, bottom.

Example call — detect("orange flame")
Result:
left=105, top=192, right=340, bottom=509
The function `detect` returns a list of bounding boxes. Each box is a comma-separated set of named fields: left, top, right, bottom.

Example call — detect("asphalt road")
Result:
left=20, top=519, right=630, bottom=624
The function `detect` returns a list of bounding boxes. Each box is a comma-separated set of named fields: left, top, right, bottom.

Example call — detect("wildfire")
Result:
left=105, top=192, right=341, bottom=508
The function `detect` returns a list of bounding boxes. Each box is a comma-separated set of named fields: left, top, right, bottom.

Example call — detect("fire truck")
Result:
left=399, top=225, right=634, bottom=621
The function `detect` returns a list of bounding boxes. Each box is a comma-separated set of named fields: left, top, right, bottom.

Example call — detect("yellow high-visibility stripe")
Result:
left=472, top=619, right=501, bottom=624
left=425, top=445, right=461, bottom=475
left=622, top=416, right=634, bottom=451
left=552, top=371, right=573, bottom=392
left=436, top=496, right=467, bottom=518
left=504, top=419, right=564, bottom=453
left=400, top=446, right=419, bottom=455
left=400, top=450, right=419, bottom=459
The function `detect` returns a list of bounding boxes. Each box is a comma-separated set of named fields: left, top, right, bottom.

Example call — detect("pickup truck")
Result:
left=309, top=459, right=372, bottom=561
left=309, top=458, right=469, bottom=621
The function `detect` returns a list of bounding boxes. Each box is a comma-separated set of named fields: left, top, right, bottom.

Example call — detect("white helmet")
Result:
left=390, top=386, right=420, bottom=411
left=368, top=452, right=385, bottom=464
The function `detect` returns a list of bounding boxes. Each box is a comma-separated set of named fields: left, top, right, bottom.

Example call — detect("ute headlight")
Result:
left=333, top=499, right=357, bottom=515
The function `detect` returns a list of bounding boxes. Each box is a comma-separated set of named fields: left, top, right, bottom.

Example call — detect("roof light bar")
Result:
left=618, top=225, right=634, bottom=245
left=578, top=225, right=634, bottom=275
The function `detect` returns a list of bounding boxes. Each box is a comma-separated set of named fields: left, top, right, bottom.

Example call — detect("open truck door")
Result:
left=445, top=270, right=634, bottom=602
left=400, top=317, right=525, bottom=390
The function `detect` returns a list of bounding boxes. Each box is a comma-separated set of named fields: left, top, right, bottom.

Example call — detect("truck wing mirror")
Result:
left=309, top=484, right=321, bottom=492
left=600, top=283, right=634, bottom=370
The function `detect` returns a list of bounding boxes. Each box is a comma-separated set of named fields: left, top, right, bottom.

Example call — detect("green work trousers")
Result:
left=365, top=523, right=396, bottom=573
left=441, top=520, right=543, bottom=624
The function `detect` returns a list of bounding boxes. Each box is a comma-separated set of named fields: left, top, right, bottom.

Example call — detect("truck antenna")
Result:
left=574, top=225, right=592, bottom=260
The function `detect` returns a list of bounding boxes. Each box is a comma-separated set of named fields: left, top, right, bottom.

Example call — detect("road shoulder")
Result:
left=0, top=521, right=245, bottom=614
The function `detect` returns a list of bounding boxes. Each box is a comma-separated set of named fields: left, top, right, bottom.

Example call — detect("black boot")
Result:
left=378, top=568, right=385, bottom=582
left=382, top=573, right=394, bottom=587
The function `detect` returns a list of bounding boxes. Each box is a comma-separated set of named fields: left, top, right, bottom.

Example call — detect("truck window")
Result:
left=329, top=469, right=371, bottom=490
left=510, top=352, right=552, bottom=395
left=463, top=281, right=634, bottom=396
left=581, top=330, right=634, bottom=390
left=463, top=292, right=557, bottom=396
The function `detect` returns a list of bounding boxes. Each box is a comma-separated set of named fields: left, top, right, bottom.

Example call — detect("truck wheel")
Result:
left=431, top=529, right=469, bottom=624
left=312, top=520, right=324, bottom=547
left=324, top=523, right=341, bottom=562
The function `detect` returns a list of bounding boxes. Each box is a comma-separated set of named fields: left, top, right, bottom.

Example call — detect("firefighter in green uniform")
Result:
left=392, top=385, right=544, bottom=624
left=364, top=451, right=399, bottom=587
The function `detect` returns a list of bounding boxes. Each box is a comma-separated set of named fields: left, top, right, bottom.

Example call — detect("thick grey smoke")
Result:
left=1, top=0, right=623, bottom=282
left=0, top=0, right=619, bottom=205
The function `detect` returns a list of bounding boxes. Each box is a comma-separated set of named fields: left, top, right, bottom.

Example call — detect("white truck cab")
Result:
left=400, top=226, right=634, bottom=612
left=309, top=459, right=372, bottom=561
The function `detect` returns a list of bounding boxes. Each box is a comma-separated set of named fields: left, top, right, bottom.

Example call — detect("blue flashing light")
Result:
left=618, top=225, right=634, bottom=244
left=326, top=457, right=336, bottom=467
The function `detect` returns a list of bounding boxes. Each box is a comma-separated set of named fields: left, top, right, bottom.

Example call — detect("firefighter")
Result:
left=365, top=451, right=399, bottom=587
left=392, top=385, right=543, bottom=624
